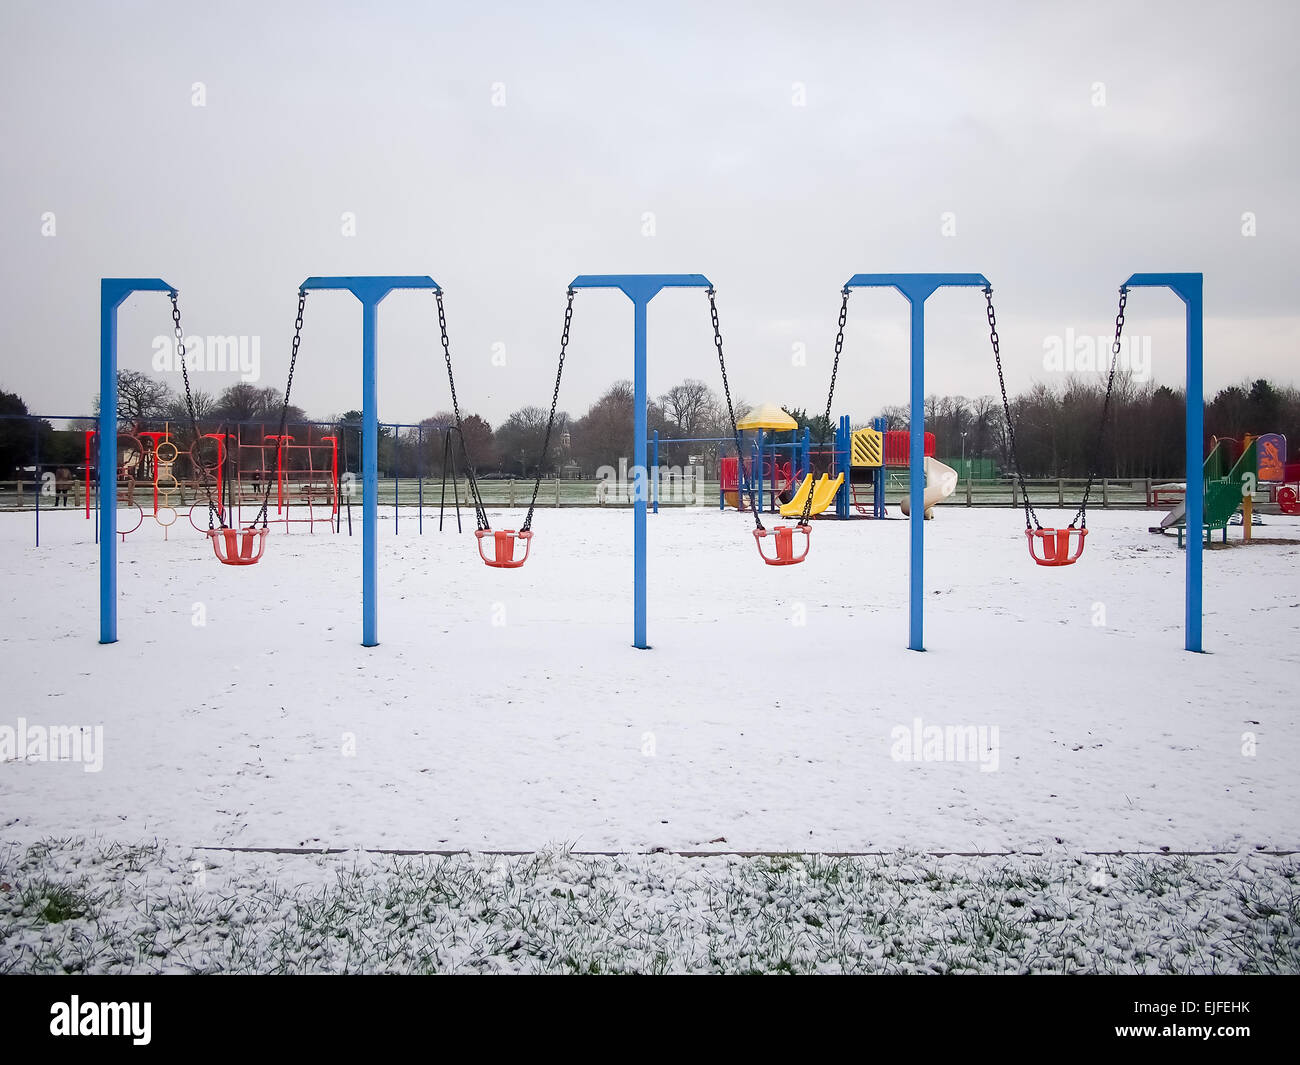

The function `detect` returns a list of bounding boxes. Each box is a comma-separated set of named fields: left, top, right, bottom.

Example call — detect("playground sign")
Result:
left=1257, top=433, right=1286, bottom=482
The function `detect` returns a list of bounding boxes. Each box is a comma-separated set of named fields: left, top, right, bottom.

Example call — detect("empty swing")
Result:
left=436, top=288, right=573, bottom=568
left=712, top=287, right=848, bottom=566
left=176, top=288, right=307, bottom=566
left=985, top=285, right=1126, bottom=567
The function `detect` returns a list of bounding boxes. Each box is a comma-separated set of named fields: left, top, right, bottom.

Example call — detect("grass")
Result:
left=1, top=838, right=1297, bottom=974
left=18, top=880, right=96, bottom=924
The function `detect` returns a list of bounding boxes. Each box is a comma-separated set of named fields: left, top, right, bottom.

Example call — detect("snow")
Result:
left=3, top=838, right=1297, bottom=973
left=3, top=504, right=1298, bottom=856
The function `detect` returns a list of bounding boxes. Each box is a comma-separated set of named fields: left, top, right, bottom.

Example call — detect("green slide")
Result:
left=1171, top=438, right=1256, bottom=547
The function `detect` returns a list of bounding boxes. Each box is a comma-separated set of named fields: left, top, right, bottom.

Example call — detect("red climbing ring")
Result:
left=1278, top=486, right=1299, bottom=515
left=753, top=523, right=811, bottom=566
left=1026, top=526, right=1087, bottom=567
left=476, top=528, right=533, bottom=569
left=116, top=505, right=145, bottom=541
left=207, top=526, right=269, bottom=567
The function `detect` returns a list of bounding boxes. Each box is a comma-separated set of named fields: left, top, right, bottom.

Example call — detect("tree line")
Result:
left=1, top=372, right=1298, bottom=481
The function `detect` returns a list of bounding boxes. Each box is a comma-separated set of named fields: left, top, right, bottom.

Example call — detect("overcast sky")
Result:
left=1, top=0, right=1296, bottom=428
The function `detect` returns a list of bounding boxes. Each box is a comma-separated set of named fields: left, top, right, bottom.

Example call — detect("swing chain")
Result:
left=436, top=289, right=490, bottom=531
left=799, top=287, right=850, bottom=527
left=1073, top=286, right=1127, bottom=528
left=522, top=287, right=575, bottom=533
left=172, top=291, right=223, bottom=531
left=985, top=286, right=1041, bottom=530
left=251, top=289, right=307, bottom=529
left=708, top=287, right=763, bottom=530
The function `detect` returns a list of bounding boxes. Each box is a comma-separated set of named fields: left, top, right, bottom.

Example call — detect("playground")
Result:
left=0, top=264, right=1296, bottom=983
left=1, top=273, right=1299, bottom=978
left=5, top=0, right=1300, bottom=992
left=5, top=503, right=1299, bottom=855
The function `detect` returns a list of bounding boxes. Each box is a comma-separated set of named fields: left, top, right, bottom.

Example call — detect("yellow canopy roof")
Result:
left=736, top=404, right=798, bottom=432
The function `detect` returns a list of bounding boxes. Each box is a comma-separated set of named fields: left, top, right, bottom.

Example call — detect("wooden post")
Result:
left=555, top=476, right=560, bottom=508
left=966, top=476, right=972, bottom=506
left=1058, top=478, right=1064, bottom=506
left=509, top=478, right=515, bottom=507
left=1102, top=478, right=1109, bottom=507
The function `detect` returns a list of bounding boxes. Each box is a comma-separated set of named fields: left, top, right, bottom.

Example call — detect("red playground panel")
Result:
left=882, top=431, right=935, bottom=467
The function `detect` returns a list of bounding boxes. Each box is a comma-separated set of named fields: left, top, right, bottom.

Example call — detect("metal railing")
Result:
left=0, top=476, right=1237, bottom=513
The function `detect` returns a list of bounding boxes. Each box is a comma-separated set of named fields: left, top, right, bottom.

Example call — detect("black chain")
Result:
left=708, top=287, right=763, bottom=530
left=522, top=287, right=575, bottom=533
left=985, top=287, right=1041, bottom=530
left=1073, top=287, right=1127, bottom=528
left=172, top=292, right=224, bottom=530
left=436, top=290, right=490, bottom=531
left=798, top=288, right=850, bottom=528
left=251, top=289, right=306, bottom=529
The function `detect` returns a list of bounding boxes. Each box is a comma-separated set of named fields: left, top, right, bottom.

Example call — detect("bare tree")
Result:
left=109, top=370, right=173, bottom=425
left=166, top=388, right=217, bottom=426
left=495, top=405, right=566, bottom=477
left=659, top=379, right=719, bottom=438
left=571, top=382, right=635, bottom=475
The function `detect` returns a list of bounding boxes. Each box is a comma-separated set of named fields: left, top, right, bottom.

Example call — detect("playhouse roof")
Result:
left=736, top=404, right=798, bottom=431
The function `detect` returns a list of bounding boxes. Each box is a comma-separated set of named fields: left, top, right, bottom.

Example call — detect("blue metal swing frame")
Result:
left=567, top=273, right=713, bottom=650
left=843, top=272, right=1205, bottom=654
left=98, top=274, right=439, bottom=648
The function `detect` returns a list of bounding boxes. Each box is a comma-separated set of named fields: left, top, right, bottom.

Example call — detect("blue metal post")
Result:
left=301, top=276, right=441, bottom=647
left=757, top=428, right=766, bottom=512
left=844, top=415, right=851, bottom=519
left=34, top=421, right=40, bottom=547
left=873, top=417, right=886, bottom=519
left=633, top=298, right=648, bottom=646
left=417, top=425, right=424, bottom=535
left=391, top=423, right=398, bottom=536
left=802, top=426, right=810, bottom=483
left=1123, top=273, right=1204, bottom=652
left=98, top=278, right=174, bottom=644
left=362, top=302, right=379, bottom=642
left=569, top=274, right=713, bottom=649
left=843, top=274, right=990, bottom=651
left=652, top=429, right=659, bottom=514
left=909, top=300, right=925, bottom=648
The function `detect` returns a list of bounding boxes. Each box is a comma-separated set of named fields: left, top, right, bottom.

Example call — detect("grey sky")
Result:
left=1, top=0, right=1296, bottom=427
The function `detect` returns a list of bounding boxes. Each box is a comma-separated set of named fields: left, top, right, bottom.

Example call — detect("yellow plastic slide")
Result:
left=779, top=473, right=845, bottom=518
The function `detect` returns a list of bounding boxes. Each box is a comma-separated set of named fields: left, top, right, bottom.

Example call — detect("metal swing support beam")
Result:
left=843, top=271, right=1205, bottom=655
left=568, top=273, right=713, bottom=650
left=99, top=279, right=175, bottom=644
left=1122, top=272, right=1204, bottom=653
left=98, top=274, right=439, bottom=649
left=843, top=274, right=990, bottom=652
left=299, top=276, right=441, bottom=647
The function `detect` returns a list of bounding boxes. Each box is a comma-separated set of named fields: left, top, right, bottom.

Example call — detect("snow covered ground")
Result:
left=3, top=504, right=1298, bottom=856
left=3, top=838, right=1297, bottom=974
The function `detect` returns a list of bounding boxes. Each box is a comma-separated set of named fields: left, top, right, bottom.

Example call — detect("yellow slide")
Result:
left=779, top=473, right=845, bottom=518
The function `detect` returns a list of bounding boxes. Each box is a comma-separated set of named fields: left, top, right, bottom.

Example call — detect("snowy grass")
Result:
left=4, top=508, right=1299, bottom=972
left=2, top=837, right=1297, bottom=974
left=4, top=507, right=1300, bottom=855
